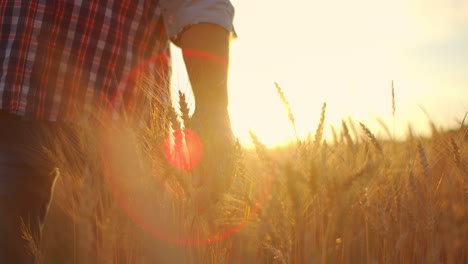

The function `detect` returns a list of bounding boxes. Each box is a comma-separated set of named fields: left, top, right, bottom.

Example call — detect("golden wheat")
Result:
left=37, top=82, right=468, bottom=264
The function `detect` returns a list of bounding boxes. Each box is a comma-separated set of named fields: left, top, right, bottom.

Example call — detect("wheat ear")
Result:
left=360, top=122, right=383, bottom=154
left=417, top=142, right=430, bottom=177
left=275, top=82, right=298, bottom=139
left=314, top=102, right=327, bottom=144
left=178, top=91, right=190, bottom=127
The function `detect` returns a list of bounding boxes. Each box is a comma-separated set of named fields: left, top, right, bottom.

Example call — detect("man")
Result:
left=0, top=0, right=235, bottom=262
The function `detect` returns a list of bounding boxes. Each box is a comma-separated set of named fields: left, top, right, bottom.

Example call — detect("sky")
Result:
left=170, top=0, right=468, bottom=146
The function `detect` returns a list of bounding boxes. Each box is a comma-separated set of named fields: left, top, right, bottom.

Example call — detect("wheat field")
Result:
left=31, top=83, right=467, bottom=264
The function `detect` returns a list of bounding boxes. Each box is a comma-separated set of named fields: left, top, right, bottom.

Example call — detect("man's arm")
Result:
left=179, top=23, right=231, bottom=121
left=159, top=0, right=236, bottom=206
left=178, top=23, right=235, bottom=206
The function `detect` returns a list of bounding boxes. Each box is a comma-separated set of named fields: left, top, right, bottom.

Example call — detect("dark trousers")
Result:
left=0, top=111, right=60, bottom=263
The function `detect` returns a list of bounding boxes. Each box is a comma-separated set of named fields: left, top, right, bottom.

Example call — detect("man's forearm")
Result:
left=179, top=23, right=231, bottom=118
left=178, top=23, right=234, bottom=201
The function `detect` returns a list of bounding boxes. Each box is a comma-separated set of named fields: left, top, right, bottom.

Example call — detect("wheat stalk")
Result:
left=21, top=218, right=44, bottom=264
left=168, top=105, right=181, bottom=130
left=419, top=105, right=438, bottom=136
left=249, top=129, right=269, bottom=165
left=342, top=120, right=354, bottom=148
left=178, top=90, right=190, bottom=127
left=417, top=142, right=430, bottom=177
left=359, top=122, right=383, bottom=154
left=275, top=82, right=298, bottom=139
left=330, top=124, right=338, bottom=144
left=314, top=102, right=327, bottom=144
left=449, top=137, right=461, bottom=167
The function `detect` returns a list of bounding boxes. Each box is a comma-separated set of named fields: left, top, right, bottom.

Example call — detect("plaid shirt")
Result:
left=0, top=0, right=234, bottom=122
left=0, top=0, right=170, bottom=121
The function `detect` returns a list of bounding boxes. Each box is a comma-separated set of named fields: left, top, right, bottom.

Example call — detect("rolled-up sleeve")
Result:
left=159, top=0, right=235, bottom=40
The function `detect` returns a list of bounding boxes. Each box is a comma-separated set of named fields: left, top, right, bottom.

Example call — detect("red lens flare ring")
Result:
left=109, top=49, right=227, bottom=112
left=100, top=50, right=274, bottom=245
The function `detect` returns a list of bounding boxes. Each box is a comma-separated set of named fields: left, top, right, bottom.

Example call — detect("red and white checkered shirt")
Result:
left=0, top=0, right=170, bottom=121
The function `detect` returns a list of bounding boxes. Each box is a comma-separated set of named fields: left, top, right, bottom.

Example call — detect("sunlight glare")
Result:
left=170, top=0, right=468, bottom=147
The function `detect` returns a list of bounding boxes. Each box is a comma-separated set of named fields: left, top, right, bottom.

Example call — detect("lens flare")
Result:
left=164, top=129, right=203, bottom=170
left=100, top=49, right=273, bottom=246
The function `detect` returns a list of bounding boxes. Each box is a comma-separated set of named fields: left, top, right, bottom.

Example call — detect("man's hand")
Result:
left=187, top=110, right=235, bottom=210
left=179, top=23, right=235, bottom=211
